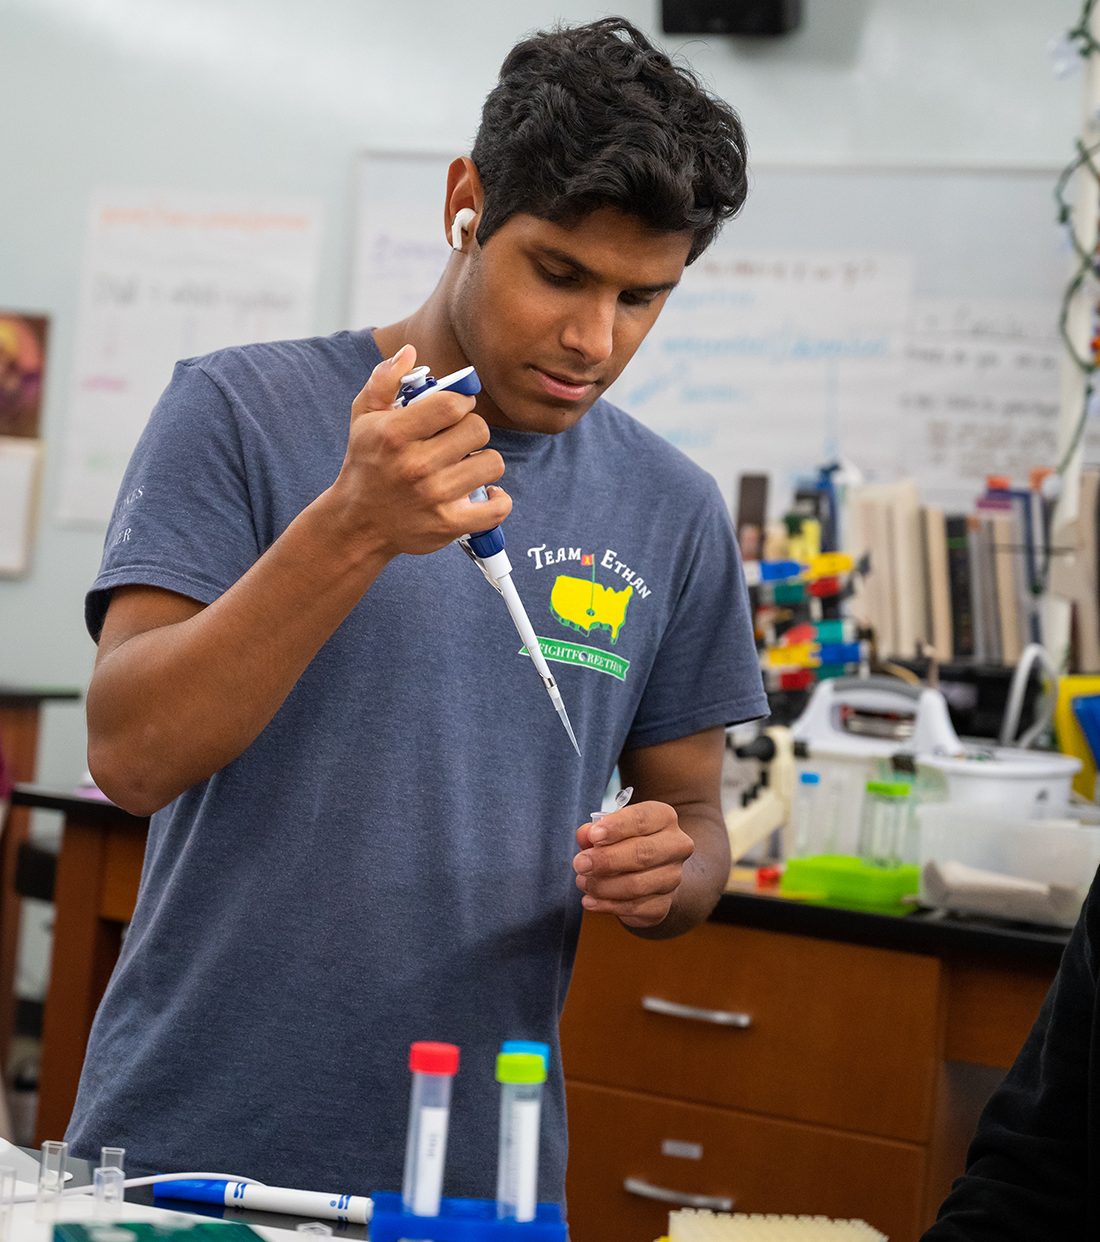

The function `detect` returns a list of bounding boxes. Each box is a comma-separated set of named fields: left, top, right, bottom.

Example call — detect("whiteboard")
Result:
left=349, top=154, right=1069, bottom=514
left=59, top=188, right=323, bottom=526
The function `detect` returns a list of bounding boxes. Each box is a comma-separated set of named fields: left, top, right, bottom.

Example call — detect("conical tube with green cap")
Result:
left=495, top=1050, right=547, bottom=1222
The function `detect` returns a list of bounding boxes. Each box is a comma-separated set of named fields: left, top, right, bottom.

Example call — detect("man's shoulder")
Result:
left=177, top=329, right=382, bottom=389
left=584, top=398, right=725, bottom=505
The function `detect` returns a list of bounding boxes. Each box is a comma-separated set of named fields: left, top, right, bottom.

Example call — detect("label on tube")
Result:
left=412, top=1106, right=449, bottom=1216
left=513, top=1099, right=540, bottom=1222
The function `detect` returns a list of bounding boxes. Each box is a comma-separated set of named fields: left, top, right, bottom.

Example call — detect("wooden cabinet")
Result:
left=566, top=1081, right=925, bottom=1242
left=560, top=911, right=1054, bottom=1242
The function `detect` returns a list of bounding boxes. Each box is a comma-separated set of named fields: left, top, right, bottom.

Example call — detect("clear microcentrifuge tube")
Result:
left=99, top=1147, right=125, bottom=1173
left=495, top=1051, right=546, bottom=1222
left=401, top=1041, right=459, bottom=1218
left=94, top=1167, right=125, bottom=1219
left=35, top=1140, right=67, bottom=1222
left=0, top=1164, right=15, bottom=1242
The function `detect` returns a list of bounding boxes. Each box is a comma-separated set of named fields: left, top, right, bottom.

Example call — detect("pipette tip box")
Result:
left=368, top=1191, right=566, bottom=1241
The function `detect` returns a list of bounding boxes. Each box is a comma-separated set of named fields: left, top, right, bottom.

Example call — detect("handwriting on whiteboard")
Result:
left=605, top=250, right=913, bottom=512
left=901, top=298, right=1082, bottom=510
left=57, top=189, right=322, bottom=526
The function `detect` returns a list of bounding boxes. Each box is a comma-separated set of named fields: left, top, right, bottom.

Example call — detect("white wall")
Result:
left=0, top=0, right=1084, bottom=786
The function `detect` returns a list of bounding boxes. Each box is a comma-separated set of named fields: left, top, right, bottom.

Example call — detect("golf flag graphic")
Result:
left=581, top=554, right=594, bottom=566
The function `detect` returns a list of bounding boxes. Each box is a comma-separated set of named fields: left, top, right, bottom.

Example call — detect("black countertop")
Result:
left=11, top=784, right=147, bottom=823
left=713, top=889, right=1070, bottom=966
left=0, top=687, right=81, bottom=706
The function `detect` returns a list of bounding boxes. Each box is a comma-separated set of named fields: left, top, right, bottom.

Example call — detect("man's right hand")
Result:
left=327, top=344, right=511, bottom=559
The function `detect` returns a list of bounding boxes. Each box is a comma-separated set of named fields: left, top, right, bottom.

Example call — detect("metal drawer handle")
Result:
left=624, top=1177, right=734, bottom=1212
left=641, top=995, right=752, bottom=1028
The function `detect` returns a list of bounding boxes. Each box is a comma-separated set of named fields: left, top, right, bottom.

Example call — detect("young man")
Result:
left=68, top=17, right=765, bottom=1205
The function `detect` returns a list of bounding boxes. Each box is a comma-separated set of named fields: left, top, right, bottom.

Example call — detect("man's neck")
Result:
left=373, top=279, right=510, bottom=428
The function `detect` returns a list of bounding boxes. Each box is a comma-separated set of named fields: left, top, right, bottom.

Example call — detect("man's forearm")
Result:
left=88, top=490, right=391, bottom=816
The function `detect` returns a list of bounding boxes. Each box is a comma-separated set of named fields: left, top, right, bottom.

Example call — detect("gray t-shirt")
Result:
left=69, top=329, right=766, bottom=1203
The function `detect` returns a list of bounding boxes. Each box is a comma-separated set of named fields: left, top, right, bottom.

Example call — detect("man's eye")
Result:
left=540, top=267, right=576, bottom=286
left=620, top=292, right=658, bottom=308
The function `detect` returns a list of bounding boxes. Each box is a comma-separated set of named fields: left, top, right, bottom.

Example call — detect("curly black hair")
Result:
left=470, top=17, right=748, bottom=265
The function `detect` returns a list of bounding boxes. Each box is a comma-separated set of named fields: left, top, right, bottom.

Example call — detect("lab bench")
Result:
left=9, top=784, right=1069, bottom=1240
left=559, top=895, right=1067, bottom=1242
left=0, top=690, right=81, bottom=1069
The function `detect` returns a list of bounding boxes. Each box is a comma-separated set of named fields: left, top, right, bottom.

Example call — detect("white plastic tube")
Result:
left=495, top=1050, right=546, bottom=1223
left=402, top=1042, right=459, bottom=1218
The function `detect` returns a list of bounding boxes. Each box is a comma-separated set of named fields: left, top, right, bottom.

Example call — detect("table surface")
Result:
left=17, top=1149, right=369, bottom=1239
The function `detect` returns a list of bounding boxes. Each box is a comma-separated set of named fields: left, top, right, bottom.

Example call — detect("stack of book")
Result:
left=844, top=471, right=1100, bottom=668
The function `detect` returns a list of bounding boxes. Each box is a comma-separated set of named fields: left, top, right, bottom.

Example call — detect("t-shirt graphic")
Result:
left=551, top=552, right=633, bottom=644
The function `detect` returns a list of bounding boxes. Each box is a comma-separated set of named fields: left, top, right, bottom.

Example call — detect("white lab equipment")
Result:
left=791, top=674, right=1081, bottom=855
left=917, top=801, right=1100, bottom=926
left=495, top=1051, right=546, bottom=1223
left=402, top=1041, right=459, bottom=1218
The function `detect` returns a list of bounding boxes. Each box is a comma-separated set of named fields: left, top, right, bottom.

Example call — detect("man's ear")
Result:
left=444, top=157, right=484, bottom=249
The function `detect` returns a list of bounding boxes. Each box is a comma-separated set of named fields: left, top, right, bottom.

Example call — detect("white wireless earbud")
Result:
left=450, top=208, right=476, bottom=251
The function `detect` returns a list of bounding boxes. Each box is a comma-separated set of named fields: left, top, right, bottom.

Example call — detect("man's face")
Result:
left=449, top=207, right=692, bottom=434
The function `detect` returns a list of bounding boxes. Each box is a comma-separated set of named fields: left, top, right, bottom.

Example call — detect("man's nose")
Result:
left=560, top=297, right=616, bottom=364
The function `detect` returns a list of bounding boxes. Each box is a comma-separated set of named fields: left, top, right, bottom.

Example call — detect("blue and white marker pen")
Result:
left=397, top=365, right=581, bottom=756
left=152, top=1179, right=371, bottom=1225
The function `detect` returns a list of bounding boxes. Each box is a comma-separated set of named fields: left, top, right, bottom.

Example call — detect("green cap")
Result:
left=495, top=1052, right=546, bottom=1085
left=865, top=781, right=910, bottom=798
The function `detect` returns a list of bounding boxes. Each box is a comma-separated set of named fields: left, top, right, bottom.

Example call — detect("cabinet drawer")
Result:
left=565, top=1080, right=926, bottom=1242
left=560, top=914, right=943, bottom=1142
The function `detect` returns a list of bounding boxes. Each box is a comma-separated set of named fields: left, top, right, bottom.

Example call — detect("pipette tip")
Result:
left=550, top=689, right=581, bottom=756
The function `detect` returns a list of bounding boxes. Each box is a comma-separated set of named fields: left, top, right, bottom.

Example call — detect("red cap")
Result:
left=409, top=1041, right=460, bottom=1075
left=986, top=474, right=1011, bottom=491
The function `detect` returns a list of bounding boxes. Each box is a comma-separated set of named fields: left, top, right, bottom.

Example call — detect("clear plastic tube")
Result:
left=99, top=1147, right=125, bottom=1172
left=495, top=1050, right=546, bottom=1223
left=496, top=1082, right=542, bottom=1221
left=0, top=1164, right=15, bottom=1242
left=35, top=1140, right=67, bottom=1222
left=94, top=1167, right=125, bottom=1218
left=401, top=1042, right=459, bottom=1218
left=791, top=772, right=820, bottom=856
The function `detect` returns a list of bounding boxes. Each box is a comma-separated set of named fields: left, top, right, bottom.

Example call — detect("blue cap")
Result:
left=501, top=1040, right=551, bottom=1069
left=799, top=772, right=820, bottom=784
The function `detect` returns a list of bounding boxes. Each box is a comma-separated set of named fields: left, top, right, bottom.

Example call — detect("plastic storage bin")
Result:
left=916, top=801, right=1100, bottom=927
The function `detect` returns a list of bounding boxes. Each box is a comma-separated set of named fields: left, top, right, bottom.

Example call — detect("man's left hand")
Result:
left=572, top=801, right=695, bottom=929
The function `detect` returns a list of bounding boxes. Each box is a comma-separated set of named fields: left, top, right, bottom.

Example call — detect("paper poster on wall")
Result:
left=603, top=250, right=914, bottom=514
left=900, top=298, right=1072, bottom=512
left=0, top=437, right=43, bottom=577
left=57, top=189, right=323, bottom=526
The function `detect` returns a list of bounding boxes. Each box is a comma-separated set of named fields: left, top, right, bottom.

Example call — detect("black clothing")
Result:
left=923, top=877, right=1098, bottom=1239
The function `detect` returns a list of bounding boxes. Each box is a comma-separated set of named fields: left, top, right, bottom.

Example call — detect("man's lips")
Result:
left=534, top=367, right=599, bottom=401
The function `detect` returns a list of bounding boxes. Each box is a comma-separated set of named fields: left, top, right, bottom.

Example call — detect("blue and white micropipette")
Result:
left=397, top=364, right=581, bottom=756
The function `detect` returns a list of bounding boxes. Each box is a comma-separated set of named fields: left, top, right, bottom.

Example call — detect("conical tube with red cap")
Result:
left=401, top=1041, right=460, bottom=1218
